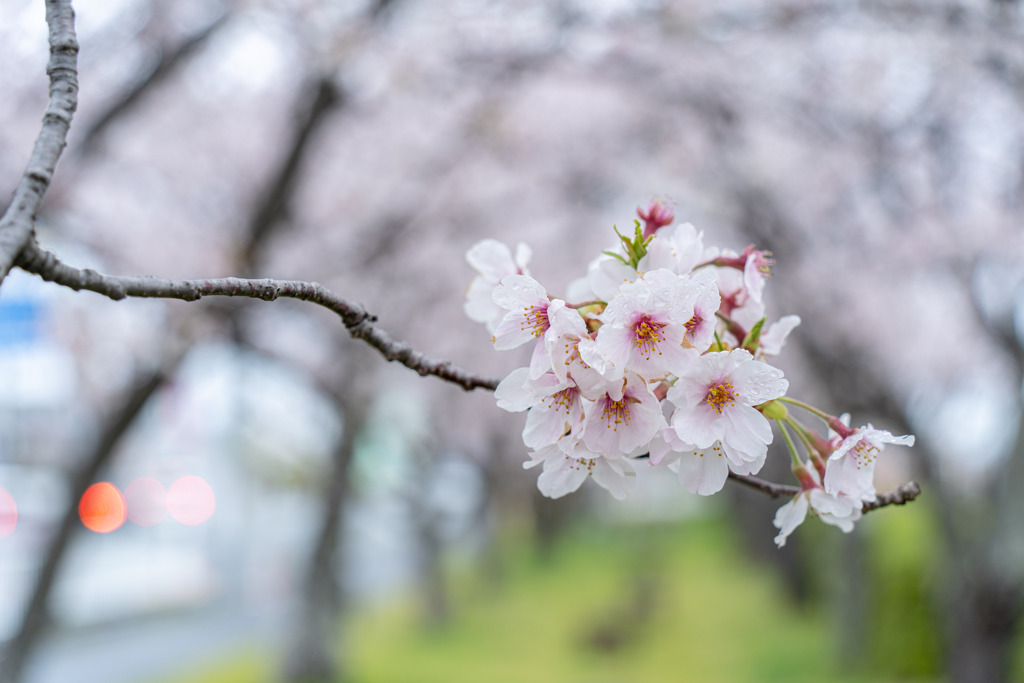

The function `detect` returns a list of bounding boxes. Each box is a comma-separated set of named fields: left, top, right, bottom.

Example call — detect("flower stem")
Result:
left=566, top=299, right=605, bottom=309
left=777, top=396, right=833, bottom=423
left=776, top=419, right=803, bottom=469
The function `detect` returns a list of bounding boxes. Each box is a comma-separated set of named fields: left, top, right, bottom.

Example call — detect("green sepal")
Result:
left=609, top=221, right=651, bottom=269
left=758, top=400, right=788, bottom=420
left=741, top=317, right=766, bottom=353
left=602, top=249, right=629, bottom=265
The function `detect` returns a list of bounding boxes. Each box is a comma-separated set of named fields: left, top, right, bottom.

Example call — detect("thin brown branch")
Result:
left=16, top=241, right=500, bottom=392
left=862, top=480, right=923, bottom=513
left=728, top=471, right=921, bottom=514
left=0, top=0, right=78, bottom=285
left=727, top=471, right=800, bottom=498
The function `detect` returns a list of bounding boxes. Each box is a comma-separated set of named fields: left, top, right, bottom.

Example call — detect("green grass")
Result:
left=152, top=516, right=934, bottom=683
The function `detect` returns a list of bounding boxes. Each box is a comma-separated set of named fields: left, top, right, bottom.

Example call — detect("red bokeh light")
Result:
left=79, top=482, right=127, bottom=533
left=0, top=486, right=17, bottom=538
left=167, top=476, right=215, bottom=526
left=125, top=476, right=167, bottom=526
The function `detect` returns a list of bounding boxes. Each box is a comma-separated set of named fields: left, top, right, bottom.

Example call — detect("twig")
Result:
left=862, top=480, right=922, bottom=513
left=16, top=240, right=501, bottom=392
left=727, top=471, right=800, bottom=498
left=728, top=471, right=921, bottom=514
left=0, top=0, right=78, bottom=285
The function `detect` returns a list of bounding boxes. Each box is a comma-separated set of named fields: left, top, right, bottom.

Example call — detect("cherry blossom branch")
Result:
left=15, top=241, right=501, bottom=392
left=862, top=481, right=922, bottom=513
left=0, top=0, right=78, bottom=285
left=728, top=471, right=921, bottom=514
left=728, top=471, right=799, bottom=497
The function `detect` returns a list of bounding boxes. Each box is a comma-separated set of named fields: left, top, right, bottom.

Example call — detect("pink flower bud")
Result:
left=637, top=200, right=674, bottom=238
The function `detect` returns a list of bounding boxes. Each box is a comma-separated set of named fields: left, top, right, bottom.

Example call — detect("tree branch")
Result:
left=16, top=240, right=500, bottom=392
left=0, top=0, right=78, bottom=285
left=15, top=244, right=921, bottom=508
left=728, top=471, right=921, bottom=514
left=862, top=480, right=923, bottom=513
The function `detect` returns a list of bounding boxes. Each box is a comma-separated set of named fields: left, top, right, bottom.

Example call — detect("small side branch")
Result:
left=727, top=472, right=800, bottom=498
left=0, top=0, right=78, bottom=284
left=728, top=472, right=921, bottom=514
left=16, top=241, right=500, bottom=392
left=862, top=480, right=922, bottom=513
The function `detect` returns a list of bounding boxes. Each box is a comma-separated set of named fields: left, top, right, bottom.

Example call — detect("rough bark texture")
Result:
left=0, top=0, right=78, bottom=284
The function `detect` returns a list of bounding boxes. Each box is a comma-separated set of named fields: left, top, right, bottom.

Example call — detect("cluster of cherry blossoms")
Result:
left=464, top=202, right=915, bottom=546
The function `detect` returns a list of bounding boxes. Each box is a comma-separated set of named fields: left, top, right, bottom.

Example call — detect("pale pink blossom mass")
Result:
left=466, top=206, right=915, bottom=546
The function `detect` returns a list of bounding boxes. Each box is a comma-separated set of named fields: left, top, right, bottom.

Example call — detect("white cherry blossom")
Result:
left=581, top=373, right=666, bottom=457
left=824, top=424, right=915, bottom=502
left=525, top=439, right=636, bottom=500
left=544, top=299, right=606, bottom=397
left=594, top=268, right=699, bottom=381
left=464, top=239, right=531, bottom=332
left=491, top=274, right=552, bottom=350
left=665, top=349, right=787, bottom=473
left=773, top=467, right=863, bottom=547
left=637, top=222, right=705, bottom=275
left=494, top=367, right=587, bottom=450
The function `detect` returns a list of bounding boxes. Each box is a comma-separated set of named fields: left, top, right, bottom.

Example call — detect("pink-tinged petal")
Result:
left=725, top=449, right=766, bottom=476
left=466, top=239, right=516, bottom=281
left=669, top=404, right=720, bottom=449
left=666, top=374, right=710, bottom=410
left=809, top=490, right=862, bottom=532
left=492, top=312, right=544, bottom=350
left=675, top=446, right=730, bottom=495
left=823, top=454, right=876, bottom=502
left=681, top=270, right=721, bottom=352
left=719, top=404, right=773, bottom=462
left=523, top=404, right=572, bottom=450
left=522, top=385, right=585, bottom=450
left=577, top=337, right=620, bottom=383
left=759, top=315, right=801, bottom=356
left=582, top=376, right=664, bottom=455
left=773, top=495, right=809, bottom=547
left=589, top=257, right=640, bottom=301
left=648, top=430, right=679, bottom=467
left=638, top=224, right=704, bottom=274
left=536, top=457, right=589, bottom=499
left=566, top=275, right=595, bottom=303
left=464, top=277, right=502, bottom=328
left=546, top=299, right=588, bottom=338
left=594, top=325, right=637, bottom=374
left=591, top=457, right=637, bottom=500
left=513, top=242, right=532, bottom=272
left=494, top=368, right=535, bottom=412
left=492, top=274, right=548, bottom=310
left=731, top=360, right=788, bottom=405
left=491, top=275, right=551, bottom=350
left=529, top=337, right=554, bottom=379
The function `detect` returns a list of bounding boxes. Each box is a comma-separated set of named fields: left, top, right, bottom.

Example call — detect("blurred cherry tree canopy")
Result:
left=2, top=0, right=1024, bottom=681
left=2, top=0, right=1020, bottom=435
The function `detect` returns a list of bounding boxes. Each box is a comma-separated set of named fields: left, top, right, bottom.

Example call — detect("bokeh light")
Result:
left=79, top=482, right=127, bottom=533
left=166, top=476, right=215, bottom=526
left=0, top=486, right=16, bottom=538
left=125, top=476, right=167, bottom=526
